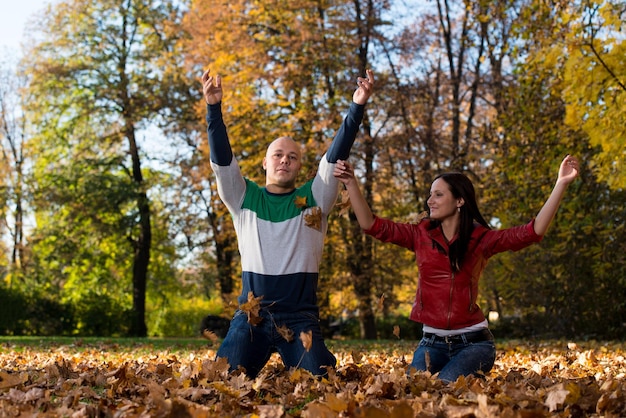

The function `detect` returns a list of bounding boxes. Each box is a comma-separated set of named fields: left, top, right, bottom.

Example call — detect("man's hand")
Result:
left=202, top=69, right=223, bottom=105
left=353, top=69, right=374, bottom=105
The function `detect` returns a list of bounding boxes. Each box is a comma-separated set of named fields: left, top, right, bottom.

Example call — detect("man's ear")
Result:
left=262, top=157, right=267, bottom=170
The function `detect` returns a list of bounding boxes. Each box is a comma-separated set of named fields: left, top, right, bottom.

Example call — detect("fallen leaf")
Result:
left=0, top=371, right=28, bottom=389
left=545, top=384, right=569, bottom=412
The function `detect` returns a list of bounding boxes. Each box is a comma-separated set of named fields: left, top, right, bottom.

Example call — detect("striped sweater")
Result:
left=207, top=102, right=364, bottom=313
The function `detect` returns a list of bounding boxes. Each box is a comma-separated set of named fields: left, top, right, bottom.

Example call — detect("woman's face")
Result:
left=427, top=178, right=464, bottom=221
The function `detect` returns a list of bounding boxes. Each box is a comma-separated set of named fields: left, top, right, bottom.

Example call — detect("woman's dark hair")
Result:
left=429, top=172, right=491, bottom=272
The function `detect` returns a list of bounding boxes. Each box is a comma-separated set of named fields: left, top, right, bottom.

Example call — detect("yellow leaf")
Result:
left=294, top=195, right=308, bottom=208
left=324, top=393, right=348, bottom=412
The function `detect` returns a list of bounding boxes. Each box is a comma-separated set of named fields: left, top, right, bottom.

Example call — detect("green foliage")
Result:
left=479, top=1, right=626, bottom=340
left=71, top=292, right=132, bottom=337
left=0, top=286, right=74, bottom=336
left=147, top=296, right=225, bottom=338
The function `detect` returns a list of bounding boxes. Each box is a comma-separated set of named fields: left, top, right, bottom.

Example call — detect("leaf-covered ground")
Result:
left=1, top=338, right=625, bottom=417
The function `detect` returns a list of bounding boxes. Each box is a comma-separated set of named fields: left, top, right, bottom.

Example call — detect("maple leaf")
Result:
left=277, top=324, right=294, bottom=342
left=294, top=195, right=308, bottom=208
left=304, top=207, right=322, bottom=230
left=300, top=330, right=313, bottom=352
left=239, top=291, right=264, bottom=325
left=336, top=190, right=351, bottom=216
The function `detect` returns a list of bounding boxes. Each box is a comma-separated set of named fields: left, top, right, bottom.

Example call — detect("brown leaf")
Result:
left=377, top=293, right=385, bottom=311
left=300, top=330, right=313, bottom=352
left=277, top=324, right=294, bottom=342
left=202, top=329, right=219, bottom=344
left=392, top=325, right=400, bottom=339
left=304, top=207, right=322, bottom=230
left=239, top=291, right=264, bottom=325
left=336, top=190, right=352, bottom=216
left=0, top=371, right=28, bottom=389
left=407, top=210, right=429, bottom=223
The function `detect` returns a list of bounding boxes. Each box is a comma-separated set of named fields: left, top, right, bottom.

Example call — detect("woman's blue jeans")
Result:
left=216, top=310, right=336, bottom=379
left=409, top=329, right=496, bottom=383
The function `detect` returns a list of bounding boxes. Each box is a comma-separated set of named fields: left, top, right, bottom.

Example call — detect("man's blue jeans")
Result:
left=216, top=310, right=336, bottom=378
left=409, top=329, right=496, bottom=383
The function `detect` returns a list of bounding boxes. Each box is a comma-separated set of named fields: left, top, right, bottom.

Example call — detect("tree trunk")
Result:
left=127, top=128, right=151, bottom=337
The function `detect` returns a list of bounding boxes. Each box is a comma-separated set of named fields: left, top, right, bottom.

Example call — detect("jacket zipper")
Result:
left=446, top=272, right=455, bottom=329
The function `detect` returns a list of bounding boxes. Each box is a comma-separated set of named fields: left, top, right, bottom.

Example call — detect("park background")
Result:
left=0, top=0, right=624, bottom=341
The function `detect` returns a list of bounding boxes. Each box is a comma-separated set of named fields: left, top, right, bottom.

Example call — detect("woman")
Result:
left=334, top=155, right=579, bottom=382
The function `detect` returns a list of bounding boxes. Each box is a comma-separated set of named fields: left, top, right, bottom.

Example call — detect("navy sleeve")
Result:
left=325, top=102, right=365, bottom=163
left=206, top=103, right=233, bottom=166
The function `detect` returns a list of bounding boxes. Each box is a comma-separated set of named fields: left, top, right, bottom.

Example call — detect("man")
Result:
left=202, top=68, right=374, bottom=378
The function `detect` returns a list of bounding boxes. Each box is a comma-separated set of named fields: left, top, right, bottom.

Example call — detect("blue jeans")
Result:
left=216, top=310, right=336, bottom=378
left=409, top=329, right=496, bottom=383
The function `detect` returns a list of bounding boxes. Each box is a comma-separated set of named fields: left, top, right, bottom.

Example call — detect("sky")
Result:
left=0, top=0, right=53, bottom=52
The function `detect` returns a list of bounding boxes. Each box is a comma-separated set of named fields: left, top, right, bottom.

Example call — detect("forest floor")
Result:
left=0, top=337, right=625, bottom=417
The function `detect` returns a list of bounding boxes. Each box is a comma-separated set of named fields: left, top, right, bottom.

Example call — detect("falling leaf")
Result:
left=277, top=325, right=294, bottom=342
left=336, top=190, right=351, bottom=216
left=304, top=207, right=322, bottom=230
left=300, top=330, right=313, bottom=352
left=407, top=210, right=429, bottom=224
left=377, top=293, right=385, bottom=311
left=239, top=291, right=264, bottom=325
left=202, top=329, right=219, bottom=345
left=392, top=325, right=400, bottom=339
left=294, top=195, right=308, bottom=208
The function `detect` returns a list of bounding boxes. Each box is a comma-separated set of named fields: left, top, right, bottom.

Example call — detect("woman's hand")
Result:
left=333, top=160, right=356, bottom=186
left=557, top=154, right=579, bottom=185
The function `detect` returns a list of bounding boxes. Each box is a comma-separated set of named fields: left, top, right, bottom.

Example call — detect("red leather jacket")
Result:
left=364, top=216, right=542, bottom=329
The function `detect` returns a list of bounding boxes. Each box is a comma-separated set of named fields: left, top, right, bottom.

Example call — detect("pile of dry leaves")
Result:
left=0, top=338, right=625, bottom=417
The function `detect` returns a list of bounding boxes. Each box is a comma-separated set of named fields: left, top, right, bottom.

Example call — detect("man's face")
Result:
left=263, top=137, right=302, bottom=192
